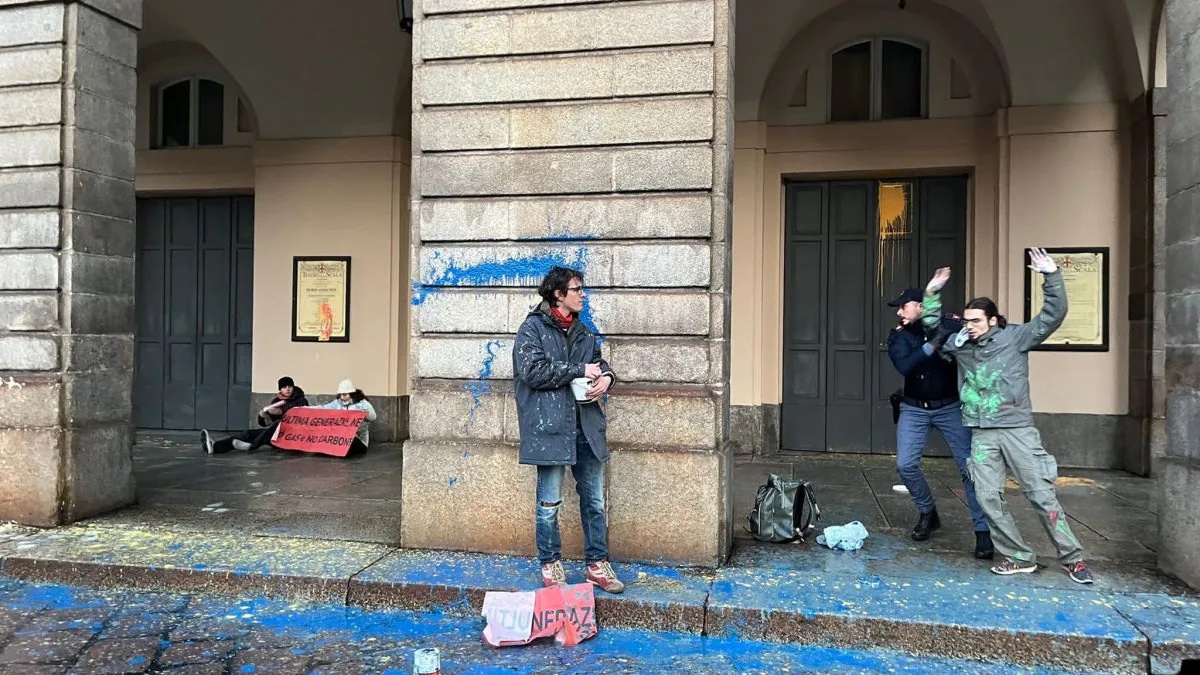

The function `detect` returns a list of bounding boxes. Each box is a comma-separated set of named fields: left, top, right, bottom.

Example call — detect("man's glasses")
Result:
left=567, top=286, right=584, bottom=294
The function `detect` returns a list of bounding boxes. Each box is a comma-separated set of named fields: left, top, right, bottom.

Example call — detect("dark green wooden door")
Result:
left=781, top=177, right=967, bottom=454
left=134, top=197, right=255, bottom=431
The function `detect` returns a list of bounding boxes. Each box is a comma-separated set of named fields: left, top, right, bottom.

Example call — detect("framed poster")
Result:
left=1023, top=247, right=1108, bottom=352
left=291, top=256, right=351, bottom=342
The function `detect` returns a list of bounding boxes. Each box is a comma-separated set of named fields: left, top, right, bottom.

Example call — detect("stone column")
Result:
left=1126, top=88, right=1168, bottom=477
left=1161, top=0, right=1200, bottom=587
left=403, top=0, right=734, bottom=565
left=0, top=0, right=140, bottom=525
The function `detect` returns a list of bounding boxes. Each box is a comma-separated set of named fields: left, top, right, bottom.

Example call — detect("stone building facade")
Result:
left=0, top=0, right=1195, bottom=577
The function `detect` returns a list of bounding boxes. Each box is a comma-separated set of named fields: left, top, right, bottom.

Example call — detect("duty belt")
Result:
left=902, top=395, right=959, bottom=411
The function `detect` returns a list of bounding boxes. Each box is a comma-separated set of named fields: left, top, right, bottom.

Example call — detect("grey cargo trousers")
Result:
left=967, top=426, right=1084, bottom=565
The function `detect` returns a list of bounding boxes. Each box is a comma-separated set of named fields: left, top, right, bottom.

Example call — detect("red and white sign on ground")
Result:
left=270, top=407, right=366, bottom=457
left=481, top=582, right=597, bottom=647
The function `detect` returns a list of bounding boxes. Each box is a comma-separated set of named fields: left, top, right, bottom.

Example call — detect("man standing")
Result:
left=512, top=265, right=624, bottom=594
left=921, top=249, right=1094, bottom=584
left=887, top=288, right=993, bottom=559
left=201, top=376, right=308, bottom=454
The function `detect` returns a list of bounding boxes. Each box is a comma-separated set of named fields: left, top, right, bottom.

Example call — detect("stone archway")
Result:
left=136, top=40, right=261, bottom=151
left=756, top=0, right=1011, bottom=126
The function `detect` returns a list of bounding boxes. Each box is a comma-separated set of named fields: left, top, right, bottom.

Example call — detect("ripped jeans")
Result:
left=535, top=432, right=608, bottom=565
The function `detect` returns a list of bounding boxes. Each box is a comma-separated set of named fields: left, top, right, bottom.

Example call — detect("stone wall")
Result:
left=1161, top=0, right=1200, bottom=589
left=403, top=0, right=735, bottom=565
left=0, top=0, right=141, bottom=525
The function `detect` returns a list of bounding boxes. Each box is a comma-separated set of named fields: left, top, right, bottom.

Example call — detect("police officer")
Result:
left=887, top=288, right=993, bottom=559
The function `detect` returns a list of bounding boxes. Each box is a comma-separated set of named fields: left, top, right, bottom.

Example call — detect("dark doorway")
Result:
left=781, top=177, right=967, bottom=454
left=134, top=197, right=254, bottom=431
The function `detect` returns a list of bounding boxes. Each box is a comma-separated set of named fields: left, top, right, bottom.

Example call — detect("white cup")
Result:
left=571, top=377, right=593, bottom=402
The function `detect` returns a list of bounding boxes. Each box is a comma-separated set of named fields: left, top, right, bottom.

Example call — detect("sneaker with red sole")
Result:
left=990, top=558, right=1037, bottom=576
left=585, top=560, right=625, bottom=594
left=1063, top=561, right=1095, bottom=584
left=541, top=561, right=566, bottom=587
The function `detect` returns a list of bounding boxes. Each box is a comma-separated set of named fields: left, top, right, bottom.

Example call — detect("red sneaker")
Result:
left=541, top=561, right=566, bottom=587
left=585, top=560, right=625, bottom=594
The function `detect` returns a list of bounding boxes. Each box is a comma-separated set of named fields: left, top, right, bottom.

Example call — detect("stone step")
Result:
left=1, top=526, right=1197, bottom=674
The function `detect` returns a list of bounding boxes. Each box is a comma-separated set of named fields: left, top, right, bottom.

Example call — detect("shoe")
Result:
left=540, top=561, right=566, bottom=588
left=585, top=560, right=625, bottom=594
left=911, top=510, right=941, bottom=541
left=974, top=531, right=995, bottom=560
left=232, top=439, right=252, bottom=452
left=990, top=558, right=1037, bottom=576
left=1063, top=561, right=1095, bottom=585
left=201, top=430, right=213, bottom=455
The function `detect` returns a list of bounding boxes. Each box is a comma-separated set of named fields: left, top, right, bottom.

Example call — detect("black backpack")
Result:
left=746, top=473, right=821, bottom=543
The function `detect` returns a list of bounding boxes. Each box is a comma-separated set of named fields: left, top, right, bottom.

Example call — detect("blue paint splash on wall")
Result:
left=464, top=339, right=502, bottom=417
left=408, top=245, right=610, bottom=402
left=411, top=248, right=588, bottom=306
left=577, top=294, right=605, bottom=349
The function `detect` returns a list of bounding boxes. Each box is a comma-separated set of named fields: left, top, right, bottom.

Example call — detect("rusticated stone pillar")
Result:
left=0, top=0, right=141, bottom=525
left=403, top=0, right=734, bottom=565
left=1161, top=0, right=1200, bottom=588
left=1126, top=87, right=1167, bottom=477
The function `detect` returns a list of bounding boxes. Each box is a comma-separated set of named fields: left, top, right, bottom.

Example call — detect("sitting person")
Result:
left=201, top=376, right=308, bottom=454
left=314, top=379, right=377, bottom=455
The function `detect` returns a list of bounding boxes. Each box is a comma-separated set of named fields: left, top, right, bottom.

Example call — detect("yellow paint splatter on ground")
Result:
left=1005, top=476, right=1101, bottom=490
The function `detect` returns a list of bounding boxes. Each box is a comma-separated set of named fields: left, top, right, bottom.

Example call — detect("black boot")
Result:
left=974, top=530, right=995, bottom=560
left=911, top=510, right=941, bottom=541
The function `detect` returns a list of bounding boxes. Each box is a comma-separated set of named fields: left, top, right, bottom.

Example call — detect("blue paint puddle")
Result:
left=5, top=584, right=106, bottom=612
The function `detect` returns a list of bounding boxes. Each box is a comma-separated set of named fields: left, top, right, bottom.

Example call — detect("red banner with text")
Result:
left=270, top=408, right=366, bottom=457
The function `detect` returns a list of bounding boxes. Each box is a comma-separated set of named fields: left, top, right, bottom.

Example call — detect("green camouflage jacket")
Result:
left=922, top=270, right=1067, bottom=429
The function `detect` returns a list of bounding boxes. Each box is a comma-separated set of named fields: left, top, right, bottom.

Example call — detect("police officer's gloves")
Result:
left=926, top=322, right=955, bottom=352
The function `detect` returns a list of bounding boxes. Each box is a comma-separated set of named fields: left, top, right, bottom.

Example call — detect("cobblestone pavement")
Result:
left=0, top=578, right=1088, bottom=674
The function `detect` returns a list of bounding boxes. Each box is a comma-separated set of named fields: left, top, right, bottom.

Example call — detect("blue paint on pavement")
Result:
left=0, top=578, right=1092, bottom=674
left=352, top=549, right=711, bottom=612
left=707, top=565, right=1145, bottom=643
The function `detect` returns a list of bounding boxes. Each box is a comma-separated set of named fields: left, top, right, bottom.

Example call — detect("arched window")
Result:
left=829, top=38, right=926, bottom=123
left=152, top=76, right=226, bottom=148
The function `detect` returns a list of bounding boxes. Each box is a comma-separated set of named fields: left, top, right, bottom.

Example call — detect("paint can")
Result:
left=413, top=647, right=441, bottom=674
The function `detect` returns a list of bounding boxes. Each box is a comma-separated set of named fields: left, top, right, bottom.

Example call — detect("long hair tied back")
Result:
left=965, top=297, right=1007, bottom=328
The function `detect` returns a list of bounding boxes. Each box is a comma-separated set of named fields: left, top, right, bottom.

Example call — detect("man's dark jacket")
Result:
left=512, top=302, right=614, bottom=466
left=257, top=386, right=309, bottom=427
left=887, top=318, right=960, bottom=404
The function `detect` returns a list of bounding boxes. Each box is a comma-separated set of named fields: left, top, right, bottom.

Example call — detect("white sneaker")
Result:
left=232, top=439, right=252, bottom=451
left=201, top=430, right=214, bottom=455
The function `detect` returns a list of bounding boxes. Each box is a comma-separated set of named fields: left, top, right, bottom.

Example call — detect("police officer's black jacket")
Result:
left=887, top=317, right=961, bottom=404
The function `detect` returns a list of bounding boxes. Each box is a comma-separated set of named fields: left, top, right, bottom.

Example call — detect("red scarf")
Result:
left=550, top=307, right=575, bottom=331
